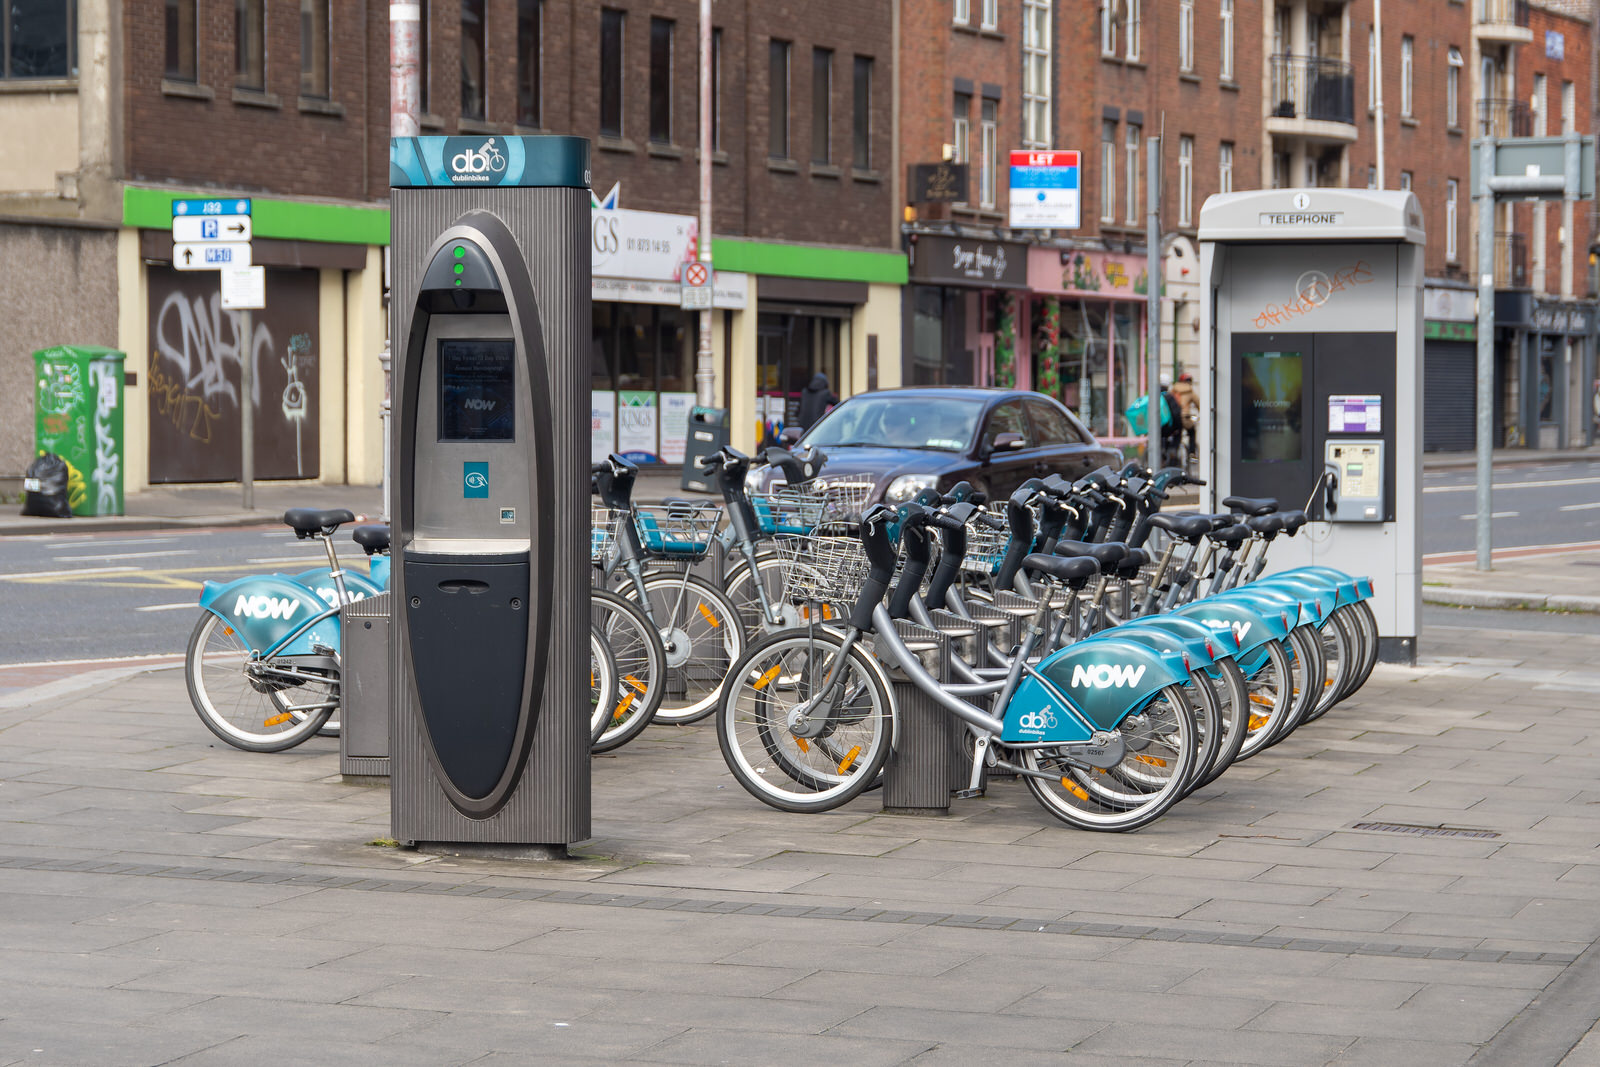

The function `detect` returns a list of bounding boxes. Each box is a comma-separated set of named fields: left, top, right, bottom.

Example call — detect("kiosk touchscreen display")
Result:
left=438, top=339, right=516, bottom=441
left=1240, top=351, right=1304, bottom=462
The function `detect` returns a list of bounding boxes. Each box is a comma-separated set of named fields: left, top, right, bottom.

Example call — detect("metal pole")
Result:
left=390, top=2, right=420, bottom=137
left=1373, top=0, right=1385, bottom=188
left=1475, top=135, right=1497, bottom=571
left=240, top=309, right=254, bottom=510
left=1146, top=135, right=1161, bottom=470
left=694, top=0, right=715, bottom=408
left=379, top=342, right=392, bottom=522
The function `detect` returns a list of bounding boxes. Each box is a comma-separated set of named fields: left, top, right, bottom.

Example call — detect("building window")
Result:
left=5, top=0, right=76, bottom=78
left=1124, top=123, right=1140, bottom=225
left=1219, top=0, right=1233, bottom=81
left=980, top=0, right=997, bottom=31
left=1101, top=0, right=1117, bottom=57
left=980, top=97, right=997, bottom=209
left=1219, top=142, right=1233, bottom=194
left=235, top=0, right=264, bottom=89
left=1178, top=135, right=1193, bottom=226
left=517, top=0, right=541, bottom=127
left=1399, top=171, right=1412, bottom=192
left=1563, top=80, right=1576, bottom=134
left=711, top=28, right=722, bottom=152
left=1366, top=164, right=1376, bottom=189
left=954, top=0, right=969, bottom=24
left=1272, top=151, right=1289, bottom=189
left=460, top=0, right=486, bottom=120
left=1101, top=120, right=1116, bottom=221
left=1125, top=0, right=1140, bottom=62
left=166, top=0, right=197, bottom=82
left=649, top=17, right=672, bottom=144
left=769, top=39, right=791, bottom=159
left=1178, top=0, right=1193, bottom=73
left=811, top=47, right=831, bottom=164
left=1446, top=47, right=1461, bottom=127
left=300, top=0, right=329, bottom=98
left=1533, top=73, right=1546, bottom=136
left=1400, top=35, right=1413, bottom=119
left=1446, top=179, right=1458, bottom=261
left=1023, top=0, right=1050, bottom=148
left=599, top=8, right=623, bottom=138
left=952, top=92, right=970, bottom=166
left=853, top=55, right=872, bottom=169
left=1368, top=27, right=1377, bottom=111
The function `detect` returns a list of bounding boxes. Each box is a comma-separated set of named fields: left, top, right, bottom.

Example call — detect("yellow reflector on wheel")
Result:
left=1249, top=693, right=1275, bottom=706
left=752, top=665, right=782, bottom=690
left=263, top=713, right=292, bottom=727
left=794, top=737, right=810, bottom=753
left=1248, top=713, right=1270, bottom=731
left=223, top=626, right=234, bottom=636
left=698, top=603, right=721, bottom=628
left=1133, top=754, right=1167, bottom=767
left=1060, top=778, right=1090, bottom=801
left=624, top=674, right=646, bottom=693
left=612, top=691, right=635, bottom=722
left=837, top=746, right=860, bottom=773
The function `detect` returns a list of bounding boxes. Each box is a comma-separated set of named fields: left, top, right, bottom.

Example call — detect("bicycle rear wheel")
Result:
left=589, top=624, right=618, bottom=747
left=589, top=587, right=667, bottom=754
left=185, top=612, right=336, bottom=752
left=627, top=572, right=744, bottom=725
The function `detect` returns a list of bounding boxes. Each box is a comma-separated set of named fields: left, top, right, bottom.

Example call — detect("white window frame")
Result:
left=1178, top=136, right=1193, bottom=227
left=1563, top=80, right=1576, bottom=134
left=1125, top=124, right=1141, bottom=225
left=1446, top=179, right=1458, bottom=261
left=1125, top=0, right=1140, bottom=61
left=1447, top=47, right=1462, bottom=127
left=1219, top=141, right=1233, bottom=194
left=1022, top=0, right=1050, bottom=148
left=979, top=99, right=997, bottom=209
left=1179, top=0, right=1194, bottom=73
left=1533, top=73, right=1547, bottom=136
left=1400, top=35, right=1413, bottom=118
left=1220, top=0, right=1233, bottom=81
left=1101, top=0, right=1118, bottom=58
left=981, top=0, right=997, bottom=31
left=954, top=0, right=969, bottom=25
left=1101, top=121, right=1117, bottom=221
left=952, top=96, right=970, bottom=165
left=1368, top=27, right=1378, bottom=111
left=1399, top=170, right=1413, bottom=192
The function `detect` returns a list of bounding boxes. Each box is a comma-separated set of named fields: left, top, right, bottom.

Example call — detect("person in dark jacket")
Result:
left=796, top=372, right=839, bottom=431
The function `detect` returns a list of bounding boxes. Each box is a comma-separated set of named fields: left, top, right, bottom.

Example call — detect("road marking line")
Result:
left=52, top=537, right=178, bottom=549
left=50, top=550, right=197, bottom=562
left=1424, top=540, right=1600, bottom=564
left=0, top=565, right=140, bottom=580
left=135, top=602, right=198, bottom=613
left=0, top=652, right=186, bottom=670
left=1457, top=512, right=1519, bottom=520
left=1558, top=502, right=1600, bottom=512
left=246, top=557, right=323, bottom=565
left=1425, top=476, right=1600, bottom=494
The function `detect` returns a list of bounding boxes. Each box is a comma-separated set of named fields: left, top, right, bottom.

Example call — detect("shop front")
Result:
left=904, top=233, right=1031, bottom=390
left=1527, top=300, right=1596, bottom=450
left=1026, top=246, right=1152, bottom=441
left=589, top=196, right=747, bottom=463
left=1421, top=285, right=1477, bottom=453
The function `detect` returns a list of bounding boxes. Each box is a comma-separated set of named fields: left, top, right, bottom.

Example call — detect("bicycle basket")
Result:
left=591, top=505, right=621, bottom=565
left=773, top=520, right=879, bottom=606
left=632, top=501, right=724, bottom=560
left=960, top=506, right=1013, bottom=577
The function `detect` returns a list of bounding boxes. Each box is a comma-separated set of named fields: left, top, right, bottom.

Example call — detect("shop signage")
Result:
left=1531, top=302, right=1594, bottom=335
left=591, top=272, right=748, bottom=309
left=1423, top=287, right=1476, bottom=323
left=1424, top=320, right=1477, bottom=342
left=616, top=390, right=660, bottom=463
left=908, top=162, right=969, bottom=203
left=1028, top=247, right=1154, bottom=299
left=909, top=233, right=1029, bottom=290
left=1009, top=150, right=1081, bottom=230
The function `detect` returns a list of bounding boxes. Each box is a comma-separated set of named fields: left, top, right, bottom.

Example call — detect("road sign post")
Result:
left=681, top=261, right=713, bottom=310
left=174, top=198, right=256, bottom=507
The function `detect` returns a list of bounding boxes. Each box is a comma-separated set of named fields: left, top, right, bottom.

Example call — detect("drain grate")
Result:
left=1353, top=821, right=1501, bottom=839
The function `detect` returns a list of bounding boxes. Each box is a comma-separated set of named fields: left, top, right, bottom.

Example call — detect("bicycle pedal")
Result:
left=952, top=788, right=985, bottom=800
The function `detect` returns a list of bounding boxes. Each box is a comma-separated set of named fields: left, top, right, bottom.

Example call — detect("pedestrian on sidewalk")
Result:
left=796, top=372, right=838, bottom=432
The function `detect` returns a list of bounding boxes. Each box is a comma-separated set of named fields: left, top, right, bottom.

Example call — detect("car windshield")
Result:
left=804, top=395, right=983, bottom=452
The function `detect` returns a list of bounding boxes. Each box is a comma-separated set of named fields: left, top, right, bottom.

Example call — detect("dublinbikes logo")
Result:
left=1015, top=708, right=1058, bottom=734
left=1070, top=663, right=1148, bottom=689
left=444, top=137, right=509, bottom=185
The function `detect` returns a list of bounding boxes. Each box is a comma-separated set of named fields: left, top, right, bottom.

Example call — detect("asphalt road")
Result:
left=0, top=525, right=381, bottom=666
left=1421, top=457, right=1600, bottom=555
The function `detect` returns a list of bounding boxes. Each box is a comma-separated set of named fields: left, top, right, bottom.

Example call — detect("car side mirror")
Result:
left=777, top=426, right=804, bottom=448
left=990, top=432, right=1025, bottom=454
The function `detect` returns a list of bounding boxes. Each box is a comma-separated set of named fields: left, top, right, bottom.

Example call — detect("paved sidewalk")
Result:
left=1422, top=547, right=1600, bottom=615
left=3, top=621, right=1600, bottom=1064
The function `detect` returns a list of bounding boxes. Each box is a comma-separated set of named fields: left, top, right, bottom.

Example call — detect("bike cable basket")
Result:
left=632, top=501, right=725, bottom=561
left=591, top=505, right=621, bottom=565
left=960, top=505, right=1014, bottom=577
left=750, top=477, right=877, bottom=536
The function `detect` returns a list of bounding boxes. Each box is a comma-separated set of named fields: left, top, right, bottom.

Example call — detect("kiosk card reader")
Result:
left=390, top=135, right=590, bottom=848
left=1324, top=441, right=1384, bottom=522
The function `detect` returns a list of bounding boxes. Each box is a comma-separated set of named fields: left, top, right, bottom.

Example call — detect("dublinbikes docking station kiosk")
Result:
left=388, top=136, right=590, bottom=850
left=1197, top=189, right=1423, bottom=663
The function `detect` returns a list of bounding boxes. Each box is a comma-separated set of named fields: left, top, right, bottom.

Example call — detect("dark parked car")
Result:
left=762, top=387, right=1122, bottom=503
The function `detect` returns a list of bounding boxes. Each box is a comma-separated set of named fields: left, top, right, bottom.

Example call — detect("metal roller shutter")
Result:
left=1424, top=340, right=1476, bottom=452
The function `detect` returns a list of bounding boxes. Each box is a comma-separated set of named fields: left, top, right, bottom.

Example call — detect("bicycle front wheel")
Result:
left=716, top=629, right=894, bottom=813
left=628, top=573, right=745, bottom=725
left=589, top=623, right=618, bottom=747
left=185, top=612, right=336, bottom=752
left=590, top=587, right=667, bottom=753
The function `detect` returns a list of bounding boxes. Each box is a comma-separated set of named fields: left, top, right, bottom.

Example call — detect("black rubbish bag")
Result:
left=21, top=452, right=72, bottom=519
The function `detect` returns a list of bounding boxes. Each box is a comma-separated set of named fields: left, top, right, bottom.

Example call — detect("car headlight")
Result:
left=885, top=474, right=936, bottom=503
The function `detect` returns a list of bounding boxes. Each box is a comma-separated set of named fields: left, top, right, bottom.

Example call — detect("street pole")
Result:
left=1475, top=134, right=1496, bottom=571
left=694, top=0, right=715, bottom=408
left=390, top=2, right=420, bottom=138
left=240, top=309, right=254, bottom=510
left=1146, top=135, right=1161, bottom=470
left=1373, top=0, right=1385, bottom=188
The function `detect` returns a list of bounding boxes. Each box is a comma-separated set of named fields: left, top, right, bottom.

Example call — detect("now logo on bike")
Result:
left=1070, top=663, right=1147, bottom=689
left=1199, top=618, right=1251, bottom=642
left=232, top=594, right=301, bottom=621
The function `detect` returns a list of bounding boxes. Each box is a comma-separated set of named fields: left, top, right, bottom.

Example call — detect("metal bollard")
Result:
left=340, top=592, right=391, bottom=779
left=876, top=619, right=956, bottom=814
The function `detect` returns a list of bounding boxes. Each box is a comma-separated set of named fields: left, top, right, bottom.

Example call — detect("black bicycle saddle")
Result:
left=1223, top=495, right=1279, bottom=516
left=351, top=524, right=391, bottom=554
left=1021, top=553, right=1099, bottom=585
left=284, top=508, right=356, bottom=538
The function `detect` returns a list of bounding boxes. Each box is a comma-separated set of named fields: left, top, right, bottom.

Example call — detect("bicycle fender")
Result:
left=368, top=554, right=392, bottom=591
left=1277, top=566, right=1370, bottom=604
left=291, top=567, right=385, bottom=608
left=1106, top=619, right=1218, bottom=670
left=1005, top=637, right=1190, bottom=744
left=1251, top=577, right=1337, bottom=622
left=1207, top=586, right=1308, bottom=630
left=198, top=575, right=340, bottom=657
left=1171, top=597, right=1286, bottom=676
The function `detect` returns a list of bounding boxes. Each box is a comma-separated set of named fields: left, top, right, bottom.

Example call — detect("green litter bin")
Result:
left=33, top=345, right=125, bottom=516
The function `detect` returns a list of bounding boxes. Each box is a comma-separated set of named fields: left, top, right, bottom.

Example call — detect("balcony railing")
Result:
left=1495, top=231, right=1528, bottom=289
left=1477, top=98, right=1534, bottom=138
left=1476, top=0, right=1531, bottom=29
left=1269, top=55, right=1356, bottom=127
